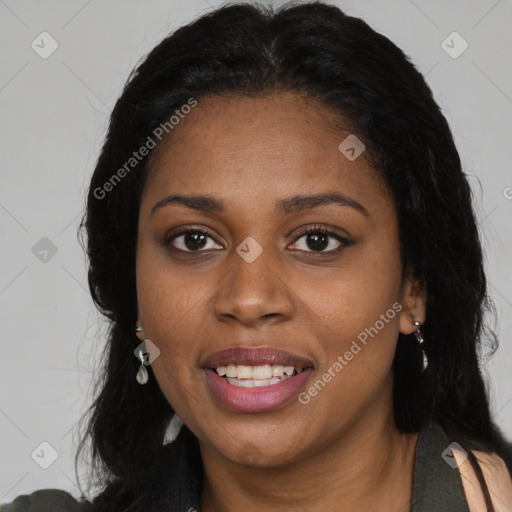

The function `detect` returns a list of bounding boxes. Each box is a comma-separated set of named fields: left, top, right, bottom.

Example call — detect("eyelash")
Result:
left=162, top=224, right=353, bottom=254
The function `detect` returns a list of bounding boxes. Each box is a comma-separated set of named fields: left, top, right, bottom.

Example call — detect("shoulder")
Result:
left=453, top=448, right=512, bottom=512
left=0, top=488, right=91, bottom=512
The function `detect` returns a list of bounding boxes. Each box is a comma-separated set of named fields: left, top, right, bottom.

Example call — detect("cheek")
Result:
left=300, top=234, right=401, bottom=327
left=295, top=234, right=403, bottom=381
left=295, top=277, right=402, bottom=431
left=136, top=239, right=206, bottom=331
left=136, top=248, right=207, bottom=398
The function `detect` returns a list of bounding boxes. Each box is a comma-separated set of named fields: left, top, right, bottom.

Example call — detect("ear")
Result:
left=398, top=275, right=427, bottom=335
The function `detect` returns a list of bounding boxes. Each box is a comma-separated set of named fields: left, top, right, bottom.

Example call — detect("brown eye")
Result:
left=289, top=225, right=353, bottom=253
left=163, top=228, right=223, bottom=252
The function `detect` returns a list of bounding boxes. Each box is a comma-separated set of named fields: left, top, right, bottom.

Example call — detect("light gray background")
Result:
left=1, top=0, right=511, bottom=502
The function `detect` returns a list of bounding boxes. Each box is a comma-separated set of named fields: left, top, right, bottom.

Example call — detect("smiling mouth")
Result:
left=210, top=364, right=307, bottom=388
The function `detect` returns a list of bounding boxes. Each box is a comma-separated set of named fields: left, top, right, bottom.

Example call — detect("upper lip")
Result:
left=202, top=347, right=314, bottom=369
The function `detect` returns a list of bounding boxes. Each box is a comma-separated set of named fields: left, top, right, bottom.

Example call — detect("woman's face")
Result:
left=136, top=92, right=425, bottom=466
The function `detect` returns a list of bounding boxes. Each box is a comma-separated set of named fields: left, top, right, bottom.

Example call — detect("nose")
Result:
left=212, top=242, right=295, bottom=327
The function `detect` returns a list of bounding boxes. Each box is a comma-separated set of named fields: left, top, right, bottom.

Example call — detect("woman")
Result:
left=2, top=2, right=512, bottom=511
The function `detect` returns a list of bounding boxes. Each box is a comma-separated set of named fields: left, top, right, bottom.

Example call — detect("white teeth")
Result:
left=225, top=374, right=294, bottom=388
left=284, top=366, right=294, bottom=376
left=253, top=378, right=270, bottom=387
left=226, top=364, right=237, bottom=377
left=252, top=365, right=272, bottom=379
left=272, top=365, right=284, bottom=377
left=227, top=377, right=255, bottom=388
left=215, top=364, right=304, bottom=379
left=236, top=365, right=253, bottom=379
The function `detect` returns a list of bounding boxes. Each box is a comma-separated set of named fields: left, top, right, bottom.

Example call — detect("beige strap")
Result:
left=453, top=448, right=512, bottom=512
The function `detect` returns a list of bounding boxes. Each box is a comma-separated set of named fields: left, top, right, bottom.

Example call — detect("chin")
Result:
left=202, top=423, right=313, bottom=468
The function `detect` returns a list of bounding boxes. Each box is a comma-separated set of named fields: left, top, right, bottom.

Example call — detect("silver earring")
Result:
left=136, top=346, right=149, bottom=385
left=135, top=325, right=142, bottom=333
left=413, top=320, right=428, bottom=372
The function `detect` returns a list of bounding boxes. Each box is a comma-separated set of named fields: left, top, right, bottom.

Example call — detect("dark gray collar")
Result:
left=411, top=421, right=470, bottom=512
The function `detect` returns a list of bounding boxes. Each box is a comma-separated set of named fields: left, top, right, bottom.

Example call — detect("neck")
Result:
left=199, top=405, right=419, bottom=512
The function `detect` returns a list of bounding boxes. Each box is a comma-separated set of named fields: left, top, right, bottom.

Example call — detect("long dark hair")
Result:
left=75, top=1, right=512, bottom=509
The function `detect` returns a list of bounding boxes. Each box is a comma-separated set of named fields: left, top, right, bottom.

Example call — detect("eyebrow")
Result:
left=150, top=192, right=369, bottom=217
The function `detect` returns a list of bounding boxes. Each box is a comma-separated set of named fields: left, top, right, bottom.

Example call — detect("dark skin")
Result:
left=135, top=92, right=427, bottom=512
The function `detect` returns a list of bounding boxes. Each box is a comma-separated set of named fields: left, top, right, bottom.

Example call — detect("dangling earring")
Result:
left=413, top=320, right=428, bottom=372
left=135, top=325, right=149, bottom=385
left=134, top=326, right=161, bottom=385
left=136, top=344, right=149, bottom=385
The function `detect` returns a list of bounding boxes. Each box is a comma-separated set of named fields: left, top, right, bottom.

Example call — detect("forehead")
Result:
left=141, top=93, right=390, bottom=217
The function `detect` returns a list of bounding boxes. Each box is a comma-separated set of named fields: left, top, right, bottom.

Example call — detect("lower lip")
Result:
left=203, top=367, right=313, bottom=413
